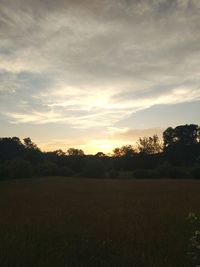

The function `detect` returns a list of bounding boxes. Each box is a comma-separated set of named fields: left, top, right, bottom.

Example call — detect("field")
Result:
left=0, top=177, right=200, bottom=267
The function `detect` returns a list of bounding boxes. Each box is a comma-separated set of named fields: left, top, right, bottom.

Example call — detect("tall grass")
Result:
left=0, top=177, right=200, bottom=266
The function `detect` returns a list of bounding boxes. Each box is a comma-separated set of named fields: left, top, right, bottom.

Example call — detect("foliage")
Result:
left=0, top=163, right=11, bottom=180
left=95, top=152, right=106, bottom=157
left=36, top=161, right=59, bottom=176
left=82, top=159, right=106, bottom=178
left=0, top=124, right=200, bottom=179
left=190, top=165, right=200, bottom=179
left=187, top=213, right=200, bottom=266
left=113, top=145, right=135, bottom=157
left=156, top=162, right=189, bottom=179
left=133, top=169, right=152, bottom=179
left=67, top=148, right=84, bottom=156
left=132, top=168, right=161, bottom=179
left=137, top=134, right=163, bottom=154
left=53, top=149, right=66, bottom=156
left=9, top=158, right=34, bottom=179
left=59, top=166, right=74, bottom=177
left=132, top=162, right=189, bottom=179
left=163, top=124, right=199, bottom=148
left=108, top=169, right=119, bottom=179
left=0, top=137, right=25, bottom=160
left=23, top=137, right=40, bottom=151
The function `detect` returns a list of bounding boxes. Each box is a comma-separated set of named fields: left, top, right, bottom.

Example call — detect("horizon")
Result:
left=1, top=0, right=200, bottom=154
left=1, top=122, right=199, bottom=155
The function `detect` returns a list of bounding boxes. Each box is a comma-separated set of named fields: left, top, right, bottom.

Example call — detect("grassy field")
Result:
left=0, top=177, right=200, bottom=267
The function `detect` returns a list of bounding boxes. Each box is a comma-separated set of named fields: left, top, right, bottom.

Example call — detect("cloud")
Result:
left=0, top=0, right=200, bottom=132
left=0, top=71, right=22, bottom=93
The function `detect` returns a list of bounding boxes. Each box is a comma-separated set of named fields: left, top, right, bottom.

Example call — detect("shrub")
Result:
left=132, top=163, right=188, bottom=179
left=187, top=213, right=200, bottom=266
left=108, top=169, right=119, bottom=179
left=9, top=158, right=33, bottom=179
left=190, top=165, right=200, bottom=179
left=82, top=159, right=106, bottom=178
left=0, top=163, right=12, bottom=180
left=59, top=166, right=74, bottom=177
left=133, top=169, right=157, bottom=179
left=168, top=167, right=188, bottom=179
left=36, top=161, right=59, bottom=176
left=155, top=162, right=188, bottom=179
left=155, top=161, right=172, bottom=178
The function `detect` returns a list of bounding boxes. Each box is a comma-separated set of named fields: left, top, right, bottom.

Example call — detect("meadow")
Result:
left=0, top=177, right=200, bottom=267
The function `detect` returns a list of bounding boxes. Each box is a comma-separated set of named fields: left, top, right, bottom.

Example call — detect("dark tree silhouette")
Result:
left=137, top=135, right=163, bottom=154
left=0, top=124, right=200, bottom=180
left=67, top=148, right=84, bottom=156
left=163, top=124, right=199, bottom=148
left=53, top=149, right=66, bottom=156
left=83, top=159, right=106, bottom=178
left=163, top=127, right=175, bottom=148
left=95, top=152, right=106, bottom=157
left=113, top=145, right=135, bottom=157
left=163, top=124, right=200, bottom=166
left=23, top=137, right=40, bottom=151
left=0, top=137, right=25, bottom=160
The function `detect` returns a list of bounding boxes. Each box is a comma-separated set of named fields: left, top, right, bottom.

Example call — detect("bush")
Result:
left=0, top=163, right=12, bottom=180
left=168, top=167, right=188, bottom=179
left=36, top=161, right=59, bottom=176
left=82, top=159, right=106, bottom=178
left=155, top=162, right=172, bottom=178
left=187, top=213, right=200, bottom=266
left=59, top=166, right=74, bottom=177
left=9, top=158, right=33, bottom=179
left=133, top=169, right=153, bottom=179
left=190, top=165, right=200, bottom=179
left=132, top=163, right=189, bottom=179
left=155, top=162, right=188, bottom=179
left=108, top=169, right=119, bottom=179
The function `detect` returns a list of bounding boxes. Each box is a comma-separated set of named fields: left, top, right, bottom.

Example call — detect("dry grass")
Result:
left=0, top=177, right=200, bottom=267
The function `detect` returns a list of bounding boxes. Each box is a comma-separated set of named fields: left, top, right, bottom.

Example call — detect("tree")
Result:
left=113, top=147, right=122, bottom=157
left=95, top=152, right=106, bottom=157
left=9, top=158, right=34, bottom=179
left=0, top=137, right=25, bottom=160
left=113, top=145, right=135, bottom=157
left=82, top=159, right=106, bottom=178
left=67, top=148, right=84, bottom=156
left=53, top=149, right=66, bottom=156
left=137, top=135, right=163, bottom=154
left=163, top=127, right=175, bottom=148
left=23, top=137, right=42, bottom=164
left=36, top=161, right=59, bottom=176
left=175, top=124, right=199, bottom=145
left=163, top=124, right=199, bottom=148
left=23, top=137, right=40, bottom=151
left=163, top=124, right=200, bottom=165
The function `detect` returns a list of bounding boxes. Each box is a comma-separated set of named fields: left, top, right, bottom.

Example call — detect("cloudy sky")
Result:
left=0, top=0, right=200, bottom=153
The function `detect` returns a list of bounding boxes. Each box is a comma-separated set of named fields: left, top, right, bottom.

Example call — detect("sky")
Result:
left=0, top=0, right=200, bottom=154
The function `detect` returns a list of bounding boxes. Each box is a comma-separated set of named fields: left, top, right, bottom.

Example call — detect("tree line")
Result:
left=0, top=124, right=200, bottom=180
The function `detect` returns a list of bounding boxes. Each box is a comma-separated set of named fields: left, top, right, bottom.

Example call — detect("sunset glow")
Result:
left=0, top=0, right=200, bottom=153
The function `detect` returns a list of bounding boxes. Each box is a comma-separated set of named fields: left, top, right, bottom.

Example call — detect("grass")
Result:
left=0, top=177, right=200, bottom=266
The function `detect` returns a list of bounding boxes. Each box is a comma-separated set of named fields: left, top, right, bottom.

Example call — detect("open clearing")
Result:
left=0, top=177, right=200, bottom=267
